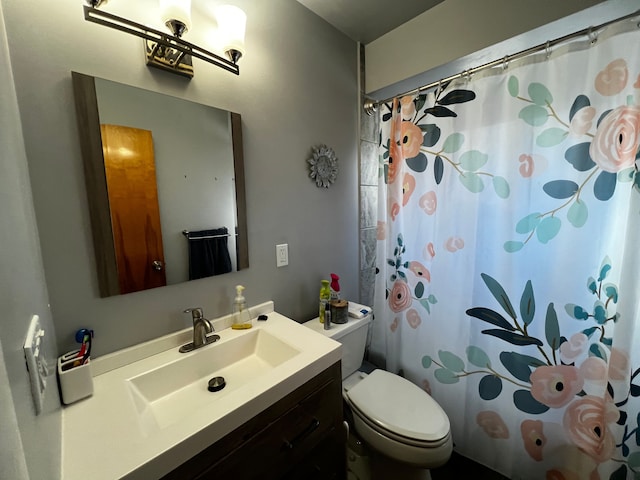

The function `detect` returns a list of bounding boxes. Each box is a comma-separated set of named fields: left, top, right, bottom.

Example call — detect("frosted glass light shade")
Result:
left=159, top=0, right=192, bottom=34
left=215, top=5, right=246, bottom=60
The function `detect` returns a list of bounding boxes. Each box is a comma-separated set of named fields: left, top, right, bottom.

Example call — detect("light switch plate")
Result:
left=24, top=315, right=47, bottom=415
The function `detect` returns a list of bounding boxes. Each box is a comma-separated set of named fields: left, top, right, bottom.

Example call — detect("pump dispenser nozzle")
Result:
left=231, top=285, right=252, bottom=329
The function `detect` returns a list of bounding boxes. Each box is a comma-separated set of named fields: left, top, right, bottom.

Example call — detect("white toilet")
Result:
left=304, top=306, right=453, bottom=480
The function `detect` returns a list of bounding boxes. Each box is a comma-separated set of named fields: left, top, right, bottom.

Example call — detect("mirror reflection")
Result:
left=72, top=72, right=248, bottom=297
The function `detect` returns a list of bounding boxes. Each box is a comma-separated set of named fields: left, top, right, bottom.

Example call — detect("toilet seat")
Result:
left=345, top=369, right=450, bottom=445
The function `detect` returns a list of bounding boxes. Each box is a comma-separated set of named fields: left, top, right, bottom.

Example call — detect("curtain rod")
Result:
left=365, top=8, right=640, bottom=113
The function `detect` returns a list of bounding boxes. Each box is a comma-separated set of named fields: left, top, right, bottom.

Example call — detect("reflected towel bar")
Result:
left=182, top=229, right=236, bottom=240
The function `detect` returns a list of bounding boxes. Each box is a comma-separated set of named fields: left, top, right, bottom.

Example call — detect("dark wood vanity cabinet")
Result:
left=161, top=362, right=346, bottom=480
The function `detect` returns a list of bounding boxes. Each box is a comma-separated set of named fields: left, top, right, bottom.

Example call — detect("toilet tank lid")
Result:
left=346, top=369, right=450, bottom=443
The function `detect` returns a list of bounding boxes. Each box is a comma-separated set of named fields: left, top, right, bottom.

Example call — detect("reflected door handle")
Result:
left=152, top=260, right=164, bottom=271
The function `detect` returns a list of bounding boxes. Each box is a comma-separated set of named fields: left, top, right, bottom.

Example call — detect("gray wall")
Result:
left=0, top=2, right=61, bottom=479
left=2, top=0, right=359, bottom=358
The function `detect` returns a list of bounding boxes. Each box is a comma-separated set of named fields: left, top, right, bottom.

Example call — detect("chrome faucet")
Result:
left=179, top=307, right=220, bottom=353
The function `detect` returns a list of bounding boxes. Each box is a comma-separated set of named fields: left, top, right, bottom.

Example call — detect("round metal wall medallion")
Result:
left=308, top=144, right=338, bottom=188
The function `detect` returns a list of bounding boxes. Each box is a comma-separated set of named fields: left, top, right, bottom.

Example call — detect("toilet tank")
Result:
left=303, top=311, right=372, bottom=380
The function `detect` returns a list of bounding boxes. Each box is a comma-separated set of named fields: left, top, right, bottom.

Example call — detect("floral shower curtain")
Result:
left=372, top=22, right=640, bottom=480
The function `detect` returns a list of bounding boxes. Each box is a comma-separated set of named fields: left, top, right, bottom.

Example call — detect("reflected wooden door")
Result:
left=100, top=124, right=167, bottom=294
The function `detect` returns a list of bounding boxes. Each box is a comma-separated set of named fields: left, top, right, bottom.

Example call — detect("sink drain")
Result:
left=208, top=376, right=226, bottom=392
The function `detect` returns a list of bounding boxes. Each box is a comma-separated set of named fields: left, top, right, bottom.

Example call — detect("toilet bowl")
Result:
left=304, top=305, right=452, bottom=479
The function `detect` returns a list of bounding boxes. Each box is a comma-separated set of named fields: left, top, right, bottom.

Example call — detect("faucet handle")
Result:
left=184, top=307, right=204, bottom=321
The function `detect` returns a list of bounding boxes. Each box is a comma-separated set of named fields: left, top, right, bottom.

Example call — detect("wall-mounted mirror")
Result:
left=72, top=72, right=248, bottom=297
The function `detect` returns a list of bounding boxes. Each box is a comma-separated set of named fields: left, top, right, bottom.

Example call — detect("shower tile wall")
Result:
left=359, top=45, right=379, bottom=309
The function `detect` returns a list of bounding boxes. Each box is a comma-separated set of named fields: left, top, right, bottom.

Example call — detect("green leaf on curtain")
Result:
left=427, top=294, right=438, bottom=304
left=543, top=180, right=578, bottom=199
left=634, top=171, right=640, bottom=194
left=519, top=105, right=549, bottom=126
left=439, top=351, right=465, bottom=372
left=480, top=273, right=517, bottom=319
left=466, top=346, right=492, bottom=368
left=479, top=375, right=502, bottom=400
left=545, top=303, right=561, bottom=351
left=459, top=172, right=484, bottom=193
left=589, top=343, right=608, bottom=362
left=609, top=464, right=628, bottom=480
left=382, top=112, right=392, bottom=122
left=528, top=82, right=554, bottom=106
left=594, top=170, right=617, bottom=201
left=536, top=217, right=562, bottom=244
left=421, top=124, right=441, bottom=147
left=597, top=109, right=612, bottom=127
left=569, top=95, right=591, bottom=122
left=618, top=167, right=635, bottom=182
left=520, top=281, right=535, bottom=325
left=420, top=299, right=431, bottom=314
left=425, top=106, right=458, bottom=118
left=536, top=128, right=568, bottom=147
left=481, top=329, right=543, bottom=346
left=599, top=258, right=612, bottom=281
left=504, top=241, right=524, bottom=253
left=434, top=368, right=460, bottom=384
left=516, top=213, right=541, bottom=234
left=406, top=153, right=428, bottom=173
left=604, top=284, right=619, bottom=303
left=582, top=326, right=598, bottom=338
left=500, top=351, right=543, bottom=382
left=593, top=301, right=607, bottom=324
left=442, top=133, right=464, bottom=153
left=439, top=89, right=476, bottom=105
left=602, top=337, right=612, bottom=346
left=508, top=76, right=519, bottom=97
left=632, top=384, right=640, bottom=397
left=587, top=277, right=598, bottom=294
left=459, top=150, right=488, bottom=171
left=513, top=389, right=550, bottom=414
left=466, top=307, right=515, bottom=330
left=564, top=143, right=596, bottom=171
left=492, top=176, right=510, bottom=199
left=434, top=156, right=444, bottom=184
left=415, top=94, right=427, bottom=112
left=397, top=234, right=404, bottom=247
left=567, top=199, right=588, bottom=228
left=565, top=303, right=590, bottom=320
left=421, top=355, right=432, bottom=368
left=415, top=282, right=425, bottom=298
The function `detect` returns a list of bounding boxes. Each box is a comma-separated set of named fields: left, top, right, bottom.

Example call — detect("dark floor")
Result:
left=431, top=452, right=509, bottom=479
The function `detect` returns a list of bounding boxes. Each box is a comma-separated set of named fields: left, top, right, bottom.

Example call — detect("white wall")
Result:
left=0, top=2, right=61, bottom=478
left=365, top=0, right=607, bottom=95
left=2, top=0, right=359, bottom=358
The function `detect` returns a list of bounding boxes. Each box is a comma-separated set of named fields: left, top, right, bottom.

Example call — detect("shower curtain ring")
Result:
left=588, top=27, right=598, bottom=44
left=502, top=56, right=509, bottom=70
left=436, top=79, right=442, bottom=97
left=545, top=41, right=551, bottom=60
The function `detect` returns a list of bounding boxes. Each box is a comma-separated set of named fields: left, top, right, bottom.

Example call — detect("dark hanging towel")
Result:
left=186, top=227, right=233, bottom=280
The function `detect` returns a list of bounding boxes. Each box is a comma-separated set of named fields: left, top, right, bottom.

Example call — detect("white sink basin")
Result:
left=127, top=328, right=301, bottom=431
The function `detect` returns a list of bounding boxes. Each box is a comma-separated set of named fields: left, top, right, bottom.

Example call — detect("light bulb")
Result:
left=215, top=5, right=246, bottom=62
left=159, top=0, right=192, bottom=36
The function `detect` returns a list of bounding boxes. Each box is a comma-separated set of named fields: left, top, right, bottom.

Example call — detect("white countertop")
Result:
left=61, top=302, right=341, bottom=480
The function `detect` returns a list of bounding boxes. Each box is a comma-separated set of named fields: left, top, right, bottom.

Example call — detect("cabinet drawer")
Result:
left=195, top=374, right=341, bottom=479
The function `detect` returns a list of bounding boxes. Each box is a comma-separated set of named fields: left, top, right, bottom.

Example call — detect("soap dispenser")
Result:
left=231, top=285, right=252, bottom=330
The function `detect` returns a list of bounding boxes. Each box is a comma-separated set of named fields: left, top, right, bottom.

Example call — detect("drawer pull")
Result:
left=283, top=418, right=320, bottom=450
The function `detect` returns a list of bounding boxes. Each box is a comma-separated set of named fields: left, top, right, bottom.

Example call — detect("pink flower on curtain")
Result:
left=389, top=280, right=412, bottom=312
left=579, top=357, right=608, bottom=395
left=402, top=173, right=416, bottom=206
left=376, top=221, right=386, bottom=240
left=406, top=308, right=421, bottom=328
left=409, top=261, right=431, bottom=281
left=521, top=419, right=546, bottom=461
left=390, top=317, right=399, bottom=332
left=589, top=105, right=640, bottom=173
left=401, top=121, right=423, bottom=159
left=419, top=190, right=437, bottom=215
left=518, top=153, right=548, bottom=178
left=562, top=396, right=619, bottom=462
left=569, top=106, right=596, bottom=136
left=530, top=365, right=583, bottom=408
left=425, top=242, right=436, bottom=258
left=608, top=348, right=630, bottom=381
left=595, top=59, right=628, bottom=96
left=388, top=140, right=402, bottom=184
left=400, top=95, right=416, bottom=120
left=559, top=333, right=588, bottom=364
left=389, top=200, right=400, bottom=221
left=477, top=411, right=510, bottom=439
left=445, top=236, right=464, bottom=252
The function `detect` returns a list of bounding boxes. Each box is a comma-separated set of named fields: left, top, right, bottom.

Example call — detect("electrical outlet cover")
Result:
left=24, top=315, right=47, bottom=415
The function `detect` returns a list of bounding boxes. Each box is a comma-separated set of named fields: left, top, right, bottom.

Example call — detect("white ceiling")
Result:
left=295, top=0, right=445, bottom=44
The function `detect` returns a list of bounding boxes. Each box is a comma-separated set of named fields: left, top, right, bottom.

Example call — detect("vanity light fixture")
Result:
left=82, top=0, right=246, bottom=79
